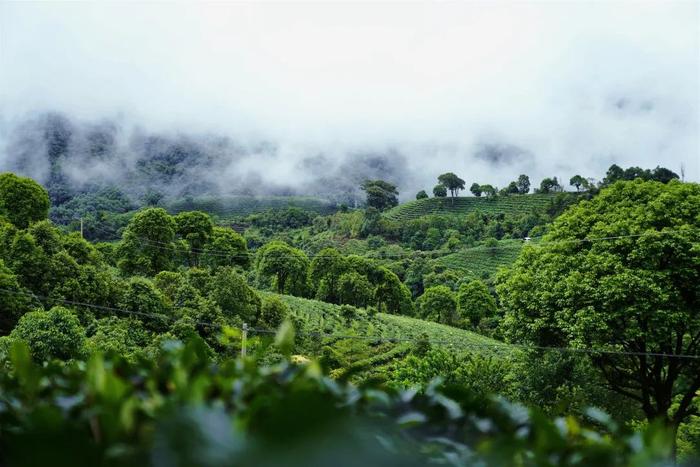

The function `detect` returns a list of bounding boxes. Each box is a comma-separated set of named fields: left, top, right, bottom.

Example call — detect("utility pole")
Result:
left=241, top=323, right=248, bottom=357
left=80, top=218, right=84, bottom=238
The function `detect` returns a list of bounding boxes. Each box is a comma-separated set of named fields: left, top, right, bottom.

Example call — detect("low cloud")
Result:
left=0, top=1, right=697, bottom=199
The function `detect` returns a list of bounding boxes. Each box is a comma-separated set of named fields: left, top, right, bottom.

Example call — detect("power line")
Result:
left=1, top=287, right=698, bottom=360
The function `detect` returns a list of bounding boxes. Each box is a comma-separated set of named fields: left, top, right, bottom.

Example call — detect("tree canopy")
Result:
left=437, top=173, right=466, bottom=200
left=117, top=208, right=177, bottom=276
left=433, top=184, right=447, bottom=198
left=516, top=174, right=531, bottom=194
left=0, top=173, right=50, bottom=229
left=256, top=241, right=310, bottom=296
left=498, top=179, right=700, bottom=433
left=361, top=180, right=399, bottom=211
left=457, top=279, right=496, bottom=328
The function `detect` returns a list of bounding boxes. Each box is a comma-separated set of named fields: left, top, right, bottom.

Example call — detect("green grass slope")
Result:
left=383, top=194, right=555, bottom=222
left=432, top=240, right=523, bottom=278
left=168, top=195, right=337, bottom=217
left=260, top=291, right=503, bottom=355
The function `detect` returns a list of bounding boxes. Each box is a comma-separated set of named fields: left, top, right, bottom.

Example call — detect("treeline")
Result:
left=409, top=164, right=680, bottom=201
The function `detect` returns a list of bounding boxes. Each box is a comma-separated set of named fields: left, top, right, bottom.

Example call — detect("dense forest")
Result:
left=0, top=160, right=698, bottom=466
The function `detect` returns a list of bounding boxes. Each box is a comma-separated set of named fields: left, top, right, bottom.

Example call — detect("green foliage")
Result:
left=437, top=172, right=466, bottom=199
left=457, top=279, right=496, bottom=328
left=256, top=241, right=310, bottom=296
left=432, top=240, right=523, bottom=279
left=423, top=269, right=461, bottom=291
left=569, top=174, right=589, bottom=192
left=536, top=177, right=563, bottom=194
left=120, top=277, right=170, bottom=331
left=202, top=226, right=250, bottom=269
left=246, top=207, right=317, bottom=230
left=418, top=285, right=457, bottom=325
left=0, top=338, right=679, bottom=466
left=309, top=247, right=346, bottom=303
left=602, top=164, right=679, bottom=185
left=174, top=210, right=213, bottom=266
left=10, top=306, right=85, bottom=360
left=361, top=179, right=399, bottom=211
left=470, top=182, right=482, bottom=197
left=415, top=190, right=428, bottom=200
left=498, top=180, right=700, bottom=430
left=384, top=193, right=555, bottom=222
left=480, top=184, right=497, bottom=197
left=168, top=194, right=337, bottom=218
left=0, top=260, right=34, bottom=335
left=85, top=316, right=150, bottom=359
left=0, top=172, right=50, bottom=228
left=259, top=296, right=289, bottom=329
left=374, top=267, right=413, bottom=315
left=390, top=348, right=512, bottom=399
left=432, top=184, right=447, bottom=198
left=516, top=174, right=531, bottom=194
left=117, top=208, right=177, bottom=276
left=337, top=271, right=373, bottom=308
left=209, top=267, right=262, bottom=324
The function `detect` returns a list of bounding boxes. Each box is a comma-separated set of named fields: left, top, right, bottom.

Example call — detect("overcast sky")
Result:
left=0, top=1, right=698, bottom=187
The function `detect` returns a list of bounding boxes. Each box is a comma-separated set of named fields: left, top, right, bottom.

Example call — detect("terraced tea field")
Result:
left=384, top=194, right=555, bottom=222
left=168, top=195, right=338, bottom=217
left=432, top=240, right=524, bottom=278
left=259, top=291, right=505, bottom=356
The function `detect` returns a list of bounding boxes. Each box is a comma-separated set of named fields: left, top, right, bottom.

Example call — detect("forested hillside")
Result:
left=0, top=164, right=698, bottom=465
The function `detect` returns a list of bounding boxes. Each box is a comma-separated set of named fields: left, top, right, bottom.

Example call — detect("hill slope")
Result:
left=261, top=291, right=503, bottom=355
left=168, top=195, right=338, bottom=218
left=432, top=240, right=524, bottom=278
left=384, top=194, right=555, bottom=222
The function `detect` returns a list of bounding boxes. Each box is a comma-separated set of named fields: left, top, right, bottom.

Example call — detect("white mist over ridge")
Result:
left=0, top=1, right=698, bottom=197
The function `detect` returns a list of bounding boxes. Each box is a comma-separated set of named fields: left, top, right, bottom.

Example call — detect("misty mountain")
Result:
left=0, top=113, right=413, bottom=208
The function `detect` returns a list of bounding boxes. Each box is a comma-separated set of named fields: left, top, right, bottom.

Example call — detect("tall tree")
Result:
left=457, top=279, right=496, bottom=328
left=537, top=177, right=562, bottom=194
left=480, top=184, right=497, bottom=197
left=256, top=241, right=310, bottom=296
left=498, top=180, right=700, bottom=443
left=516, top=174, right=531, bottom=194
left=175, top=211, right=214, bottom=267
left=116, top=208, right=177, bottom=276
left=360, top=180, right=398, bottom=211
left=0, top=173, right=50, bottom=229
left=569, top=175, right=587, bottom=192
left=603, top=164, right=625, bottom=185
left=201, top=227, right=250, bottom=269
left=651, top=166, right=680, bottom=184
left=470, top=183, right=482, bottom=197
left=437, top=173, right=466, bottom=204
left=418, top=285, right=458, bottom=326
left=433, top=184, right=447, bottom=198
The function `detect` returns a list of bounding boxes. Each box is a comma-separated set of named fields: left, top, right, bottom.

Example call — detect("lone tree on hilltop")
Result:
left=516, top=174, right=530, bottom=194
left=470, top=183, right=482, bottom=197
left=569, top=175, right=588, bottom=192
left=536, top=177, right=562, bottom=194
left=360, top=180, right=398, bottom=211
left=437, top=173, right=466, bottom=204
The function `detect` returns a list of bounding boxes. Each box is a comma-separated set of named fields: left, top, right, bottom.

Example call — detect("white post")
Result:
left=241, top=323, right=248, bottom=357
